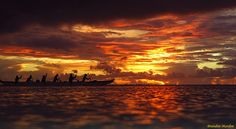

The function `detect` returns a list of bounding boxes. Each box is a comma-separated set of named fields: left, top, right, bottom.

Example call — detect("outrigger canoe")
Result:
left=0, top=79, right=114, bottom=86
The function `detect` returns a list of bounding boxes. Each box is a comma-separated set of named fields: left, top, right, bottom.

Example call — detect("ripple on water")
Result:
left=0, top=86, right=235, bottom=129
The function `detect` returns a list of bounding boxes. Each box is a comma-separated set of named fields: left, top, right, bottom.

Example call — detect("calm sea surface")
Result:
left=0, top=86, right=235, bottom=129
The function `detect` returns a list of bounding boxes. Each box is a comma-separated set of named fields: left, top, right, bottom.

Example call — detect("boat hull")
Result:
left=0, top=79, right=114, bottom=86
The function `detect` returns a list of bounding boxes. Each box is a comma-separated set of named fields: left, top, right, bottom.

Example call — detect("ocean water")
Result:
left=0, top=86, right=235, bottom=129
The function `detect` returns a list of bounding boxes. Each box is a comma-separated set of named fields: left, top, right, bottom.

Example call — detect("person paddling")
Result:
left=69, top=73, right=77, bottom=83
left=53, top=74, right=60, bottom=82
left=26, top=75, right=33, bottom=83
left=41, top=73, right=47, bottom=83
left=82, top=74, right=90, bottom=82
left=15, top=75, right=22, bottom=83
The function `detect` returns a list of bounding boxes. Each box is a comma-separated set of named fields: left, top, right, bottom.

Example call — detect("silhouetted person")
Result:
left=53, top=74, right=59, bottom=82
left=69, top=73, right=77, bottom=83
left=82, top=74, right=90, bottom=82
left=41, top=73, right=47, bottom=83
left=15, top=75, right=22, bottom=83
left=26, top=75, right=33, bottom=83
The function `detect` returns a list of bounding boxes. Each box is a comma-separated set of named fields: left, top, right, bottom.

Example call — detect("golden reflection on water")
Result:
left=0, top=86, right=236, bottom=129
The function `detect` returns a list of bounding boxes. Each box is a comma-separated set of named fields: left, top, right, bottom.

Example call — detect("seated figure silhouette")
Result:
left=26, top=75, right=33, bottom=83
left=15, top=75, right=22, bottom=83
left=53, top=74, right=60, bottom=83
left=82, top=74, right=90, bottom=82
left=69, top=73, right=77, bottom=83
left=41, top=73, right=47, bottom=83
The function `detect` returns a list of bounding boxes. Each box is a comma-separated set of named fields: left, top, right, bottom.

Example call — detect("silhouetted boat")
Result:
left=0, top=79, right=114, bottom=86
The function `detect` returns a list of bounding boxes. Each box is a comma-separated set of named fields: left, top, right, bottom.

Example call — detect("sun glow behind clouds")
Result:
left=73, top=24, right=148, bottom=38
left=139, top=79, right=165, bottom=85
left=0, top=55, right=104, bottom=75
left=198, top=62, right=224, bottom=69
left=0, top=55, right=97, bottom=64
left=19, top=63, right=39, bottom=72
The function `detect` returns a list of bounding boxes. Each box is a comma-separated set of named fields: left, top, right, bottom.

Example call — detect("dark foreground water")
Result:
left=0, top=86, right=236, bottom=129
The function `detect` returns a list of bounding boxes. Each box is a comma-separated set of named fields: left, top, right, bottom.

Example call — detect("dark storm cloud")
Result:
left=196, top=14, right=236, bottom=37
left=0, top=28, right=110, bottom=59
left=1, top=0, right=236, bottom=33
left=0, top=30, right=79, bottom=51
left=219, top=59, right=236, bottom=67
left=195, top=67, right=236, bottom=78
left=9, top=36, right=78, bottom=50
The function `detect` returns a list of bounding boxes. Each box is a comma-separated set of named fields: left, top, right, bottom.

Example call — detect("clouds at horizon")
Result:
left=1, top=0, right=236, bottom=33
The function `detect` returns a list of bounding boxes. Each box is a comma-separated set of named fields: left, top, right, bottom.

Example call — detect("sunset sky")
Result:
left=1, top=0, right=236, bottom=84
